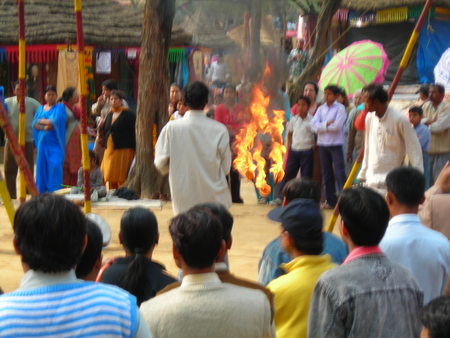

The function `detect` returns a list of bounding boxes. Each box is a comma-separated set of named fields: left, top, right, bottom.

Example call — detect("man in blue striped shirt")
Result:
left=0, top=194, right=152, bottom=337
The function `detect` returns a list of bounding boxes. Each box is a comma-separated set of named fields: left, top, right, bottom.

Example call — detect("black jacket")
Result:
left=103, top=109, right=136, bottom=150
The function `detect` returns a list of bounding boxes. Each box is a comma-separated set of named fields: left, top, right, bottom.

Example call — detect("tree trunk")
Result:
left=125, top=0, right=175, bottom=198
left=289, top=0, right=341, bottom=102
left=250, top=0, right=262, bottom=71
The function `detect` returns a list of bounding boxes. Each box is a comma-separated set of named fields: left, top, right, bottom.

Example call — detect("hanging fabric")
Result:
left=57, top=49, right=80, bottom=98
left=376, top=7, right=408, bottom=24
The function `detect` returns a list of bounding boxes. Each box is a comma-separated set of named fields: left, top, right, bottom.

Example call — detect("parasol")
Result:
left=319, top=40, right=390, bottom=96
left=434, top=47, right=450, bottom=87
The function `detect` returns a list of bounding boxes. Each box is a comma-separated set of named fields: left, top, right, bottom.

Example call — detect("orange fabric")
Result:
left=101, top=135, right=135, bottom=189
left=355, top=108, right=368, bottom=131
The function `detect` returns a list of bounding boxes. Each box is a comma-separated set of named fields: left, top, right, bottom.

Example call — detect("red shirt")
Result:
left=214, top=103, right=244, bottom=134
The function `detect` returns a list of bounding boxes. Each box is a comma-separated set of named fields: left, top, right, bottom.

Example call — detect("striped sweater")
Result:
left=0, top=281, right=139, bottom=337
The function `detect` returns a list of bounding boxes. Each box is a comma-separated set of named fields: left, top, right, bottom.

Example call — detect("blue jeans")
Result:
left=278, top=148, right=313, bottom=198
left=319, top=145, right=346, bottom=206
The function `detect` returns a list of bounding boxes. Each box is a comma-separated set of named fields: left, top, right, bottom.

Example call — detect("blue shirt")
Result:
left=311, top=101, right=347, bottom=146
left=258, top=233, right=348, bottom=286
left=380, top=214, right=450, bottom=303
left=414, top=123, right=430, bottom=152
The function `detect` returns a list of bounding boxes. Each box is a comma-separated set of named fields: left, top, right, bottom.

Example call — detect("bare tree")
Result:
left=289, top=0, right=341, bottom=101
left=125, top=0, right=175, bottom=197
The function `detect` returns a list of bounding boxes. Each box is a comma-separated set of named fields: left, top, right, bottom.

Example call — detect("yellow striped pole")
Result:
left=18, top=0, right=26, bottom=203
left=0, top=170, right=15, bottom=226
left=387, top=0, right=433, bottom=100
left=74, top=0, right=91, bottom=213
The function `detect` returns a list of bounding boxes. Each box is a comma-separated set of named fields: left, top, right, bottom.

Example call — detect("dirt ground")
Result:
left=0, top=180, right=336, bottom=293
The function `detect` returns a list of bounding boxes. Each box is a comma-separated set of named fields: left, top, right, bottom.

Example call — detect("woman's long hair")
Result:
left=119, top=207, right=158, bottom=305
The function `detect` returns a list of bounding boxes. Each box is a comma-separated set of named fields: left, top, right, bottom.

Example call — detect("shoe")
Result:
left=232, top=197, right=244, bottom=204
left=269, top=198, right=282, bottom=206
left=258, top=197, right=268, bottom=205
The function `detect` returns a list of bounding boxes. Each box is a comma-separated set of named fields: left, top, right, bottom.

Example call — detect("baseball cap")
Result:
left=277, top=198, right=323, bottom=239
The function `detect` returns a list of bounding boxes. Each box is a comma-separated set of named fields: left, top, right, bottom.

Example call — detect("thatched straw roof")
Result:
left=319, top=0, right=450, bottom=11
left=0, top=0, right=191, bottom=47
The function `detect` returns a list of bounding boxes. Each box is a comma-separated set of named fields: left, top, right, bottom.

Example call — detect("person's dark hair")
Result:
left=421, top=296, right=450, bottom=338
left=297, top=95, right=311, bottom=107
left=89, top=150, right=100, bottom=166
left=364, top=84, right=388, bottom=104
left=62, top=86, right=77, bottom=102
left=183, top=81, right=209, bottom=110
left=339, top=187, right=389, bottom=246
left=14, top=194, right=87, bottom=273
left=432, top=83, right=445, bottom=95
left=418, top=84, right=429, bottom=97
left=324, top=85, right=341, bottom=95
left=169, top=208, right=222, bottom=269
left=110, top=89, right=126, bottom=101
left=282, top=178, right=320, bottom=204
left=75, top=219, right=103, bottom=279
left=386, top=167, right=425, bottom=206
left=409, top=105, right=423, bottom=116
left=303, top=81, right=319, bottom=94
left=102, top=79, right=118, bottom=91
left=45, top=85, right=57, bottom=94
left=119, top=207, right=158, bottom=306
left=189, top=203, right=233, bottom=243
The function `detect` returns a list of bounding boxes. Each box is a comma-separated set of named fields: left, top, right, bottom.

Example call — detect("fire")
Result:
left=233, top=79, right=286, bottom=197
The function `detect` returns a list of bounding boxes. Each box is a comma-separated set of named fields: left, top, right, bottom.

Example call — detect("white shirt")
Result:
left=311, top=101, right=347, bottom=146
left=207, top=61, right=231, bottom=83
left=287, top=114, right=314, bottom=151
left=358, top=106, right=423, bottom=189
left=380, top=214, right=450, bottom=303
left=140, top=272, right=273, bottom=338
left=154, top=110, right=232, bottom=215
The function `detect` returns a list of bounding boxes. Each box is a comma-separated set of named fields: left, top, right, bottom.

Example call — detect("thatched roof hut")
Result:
left=0, top=0, right=191, bottom=47
left=307, top=0, right=450, bottom=12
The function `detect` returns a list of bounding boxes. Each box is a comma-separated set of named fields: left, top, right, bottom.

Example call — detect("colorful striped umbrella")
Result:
left=319, top=40, right=390, bottom=96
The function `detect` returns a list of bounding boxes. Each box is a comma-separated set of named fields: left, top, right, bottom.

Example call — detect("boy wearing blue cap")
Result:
left=267, top=198, right=335, bottom=338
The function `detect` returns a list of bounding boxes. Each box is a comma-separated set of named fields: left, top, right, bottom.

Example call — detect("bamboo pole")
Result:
left=17, top=0, right=26, bottom=203
left=325, top=0, right=433, bottom=233
left=74, top=0, right=91, bottom=213
left=0, top=102, right=38, bottom=197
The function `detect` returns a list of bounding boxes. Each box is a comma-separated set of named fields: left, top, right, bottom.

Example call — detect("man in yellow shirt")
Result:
left=267, top=198, right=336, bottom=338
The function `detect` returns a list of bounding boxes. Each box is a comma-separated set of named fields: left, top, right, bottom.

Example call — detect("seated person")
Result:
left=0, top=194, right=151, bottom=337
left=75, top=218, right=104, bottom=281
left=72, top=150, right=106, bottom=199
left=258, top=178, right=348, bottom=286
left=100, top=207, right=176, bottom=305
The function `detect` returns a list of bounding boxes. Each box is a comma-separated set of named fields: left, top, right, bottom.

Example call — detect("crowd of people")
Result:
left=0, top=50, right=450, bottom=336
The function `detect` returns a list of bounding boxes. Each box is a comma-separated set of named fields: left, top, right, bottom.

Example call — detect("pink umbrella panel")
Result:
left=319, top=40, right=390, bottom=96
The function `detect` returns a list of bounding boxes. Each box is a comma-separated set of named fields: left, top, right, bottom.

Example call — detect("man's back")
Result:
left=141, top=273, right=272, bottom=338
left=0, top=280, right=139, bottom=337
left=155, top=110, right=231, bottom=214
left=380, top=214, right=450, bottom=303
left=308, top=254, right=423, bottom=338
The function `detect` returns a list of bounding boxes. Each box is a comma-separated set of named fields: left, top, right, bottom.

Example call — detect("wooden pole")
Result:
left=17, top=0, right=26, bottom=203
left=325, top=0, right=433, bottom=233
left=74, top=0, right=91, bottom=213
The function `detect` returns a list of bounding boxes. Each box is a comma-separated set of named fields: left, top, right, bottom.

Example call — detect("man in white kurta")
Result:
left=357, top=85, right=423, bottom=192
left=154, top=81, right=232, bottom=215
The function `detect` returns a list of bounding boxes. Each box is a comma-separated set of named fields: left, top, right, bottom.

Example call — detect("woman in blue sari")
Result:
left=32, top=85, right=66, bottom=193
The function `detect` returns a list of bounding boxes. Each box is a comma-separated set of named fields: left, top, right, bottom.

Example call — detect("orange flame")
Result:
left=233, top=74, right=286, bottom=197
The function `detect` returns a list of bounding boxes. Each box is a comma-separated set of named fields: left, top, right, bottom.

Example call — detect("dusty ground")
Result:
left=0, top=180, right=335, bottom=293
